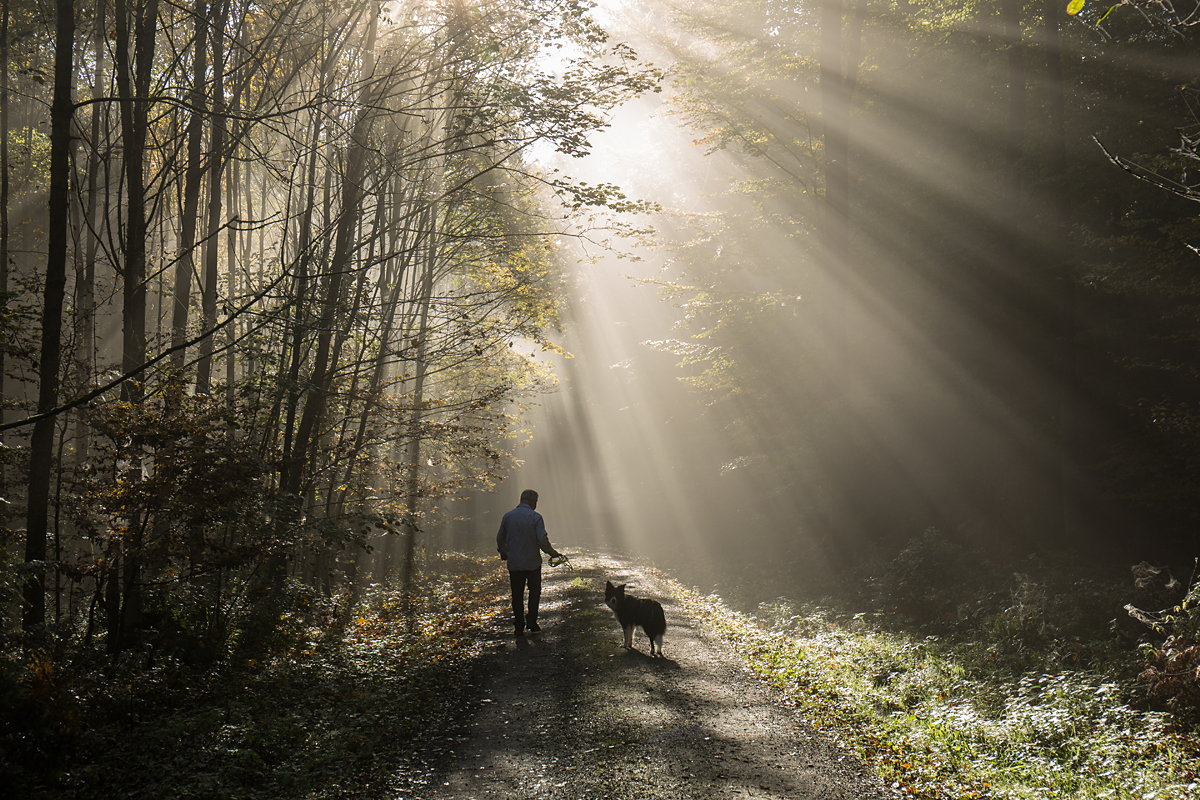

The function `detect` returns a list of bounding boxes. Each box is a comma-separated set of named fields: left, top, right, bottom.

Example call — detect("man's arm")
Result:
left=535, top=515, right=560, bottom=558
left=496, top=517, right=508, bottom=560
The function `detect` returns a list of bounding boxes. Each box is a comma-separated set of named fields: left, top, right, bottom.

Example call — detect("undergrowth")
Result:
left=5, top=552, right=509, bottom=800
left=669, top=581, right=1200, bottom=799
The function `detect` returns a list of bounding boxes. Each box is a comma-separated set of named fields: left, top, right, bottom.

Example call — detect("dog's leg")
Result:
left=652, top=634, right=663, bottom=657
left=623, top=624, right=634, bottom=649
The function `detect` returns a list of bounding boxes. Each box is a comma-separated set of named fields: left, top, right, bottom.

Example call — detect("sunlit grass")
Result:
left=670, top=583, right=1200, bottom=800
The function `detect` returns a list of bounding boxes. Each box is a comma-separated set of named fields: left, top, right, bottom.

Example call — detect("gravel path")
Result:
left=402, top=552, right=890, bottom=800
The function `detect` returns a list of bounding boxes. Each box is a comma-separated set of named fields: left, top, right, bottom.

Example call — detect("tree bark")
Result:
left=401, top=205, right=437, bottom=598
left=75, top=0, right=106, bottom=470
left=0, top=0, right=10, bottom=469
left=196, top=0, right=228, bottom=394
left=338, top=182, right=417, bottom=518
left=283, top=6, right=379, bottom=502
left=109, top=0, right=159, bottom=647
left=168, top=0, right=208, bottom=391
left=113, top=0, right=157, bottom=407
left=24, top=0, right=75, bottom=632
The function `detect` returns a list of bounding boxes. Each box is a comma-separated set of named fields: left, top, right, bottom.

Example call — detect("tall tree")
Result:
left=108, top=0, right=159, bottom=645
left=112, top=0, right=157, bottom=407
left=0, top=0, right=9, bottom=471
left=73, top=0, right=106, bottom=469
left=24, top=0, right=74, bottom=631
left=195, top=0, right=228, bottom=394
left=168, top=0, right=209, bottom=389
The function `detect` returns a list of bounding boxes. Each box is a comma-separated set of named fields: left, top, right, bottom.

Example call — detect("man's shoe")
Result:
left=527, top=621, right=541, bottom=633
left=514, top=627, right=525, bottom=636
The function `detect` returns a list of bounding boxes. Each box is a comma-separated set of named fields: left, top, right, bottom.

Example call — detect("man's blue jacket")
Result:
left=496, top=502, right=557, bottom=571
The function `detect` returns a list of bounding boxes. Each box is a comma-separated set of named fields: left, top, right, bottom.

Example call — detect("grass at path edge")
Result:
left=663, top=577, right=1200, bottom=800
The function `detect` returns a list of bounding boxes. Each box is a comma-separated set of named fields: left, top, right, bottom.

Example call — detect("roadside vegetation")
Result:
left=7, top=542, right=1200, bottom=799
left=2, top=553, right=509, bottom=800
left=667, top=530, right=1200, bottom=800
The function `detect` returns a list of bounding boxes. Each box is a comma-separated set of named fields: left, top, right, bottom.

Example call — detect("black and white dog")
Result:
left=605, top=580, right=666, bottom=657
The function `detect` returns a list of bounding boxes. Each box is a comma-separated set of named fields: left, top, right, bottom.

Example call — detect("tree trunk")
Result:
left=168, top=0, right=208, bottom=390
left=75, top=0, right=106, bottom=470
left=0, top=0, right=10, bottom=481
left=196, top=0, right=227, bottom=394
left=273, top=105, right=326, bottom=467
left=225, top=156, right=237, bottom=408
left=247, top=10, right=377, bottom=643
left=24, top=0, right=75, bottom=632
left=283, top=8, right=379, bottom=503
left=401, top=206, right=437, bottom=599
left=114, top=0, right=156, bottom=406
left=110, top=0, right=159, bottom=647
left=337, top=182, right=417, bottom=517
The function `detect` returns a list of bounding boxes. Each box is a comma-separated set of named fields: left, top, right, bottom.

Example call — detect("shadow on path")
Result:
left=400, top=551, right=887, bottom=800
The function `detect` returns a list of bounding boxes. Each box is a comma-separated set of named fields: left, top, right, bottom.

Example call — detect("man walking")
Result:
left=497, top=489, right=562, bottom=635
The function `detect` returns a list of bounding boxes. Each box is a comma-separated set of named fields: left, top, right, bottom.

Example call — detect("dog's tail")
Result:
left=649, top=603, right=667, bottom=638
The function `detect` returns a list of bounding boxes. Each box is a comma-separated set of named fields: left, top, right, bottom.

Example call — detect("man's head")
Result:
left=520, top=489, right=539, bottom=509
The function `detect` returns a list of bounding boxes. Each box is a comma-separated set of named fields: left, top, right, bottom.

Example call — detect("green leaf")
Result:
left=1066, top=0, right=1085, bottom=14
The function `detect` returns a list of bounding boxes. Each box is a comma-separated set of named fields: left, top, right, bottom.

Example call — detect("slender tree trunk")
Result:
left=169, top=0, right=208, bottom=390
left=271, top=97, right=328, bottom=466
left=286, top=143, right=370, bottom=497
left=75, top=0, right=106, bottom=470
left=70, top=0, right=105, bottom=624
left=0, top=0, right=10, bottom=468
left=226, top=157, right=237, bottom=408
left=114, top=0, right=156, bottom=406
left=283, top=9, right=378, bottom=502
left=247, top=11, right=375, bottom=641
left=110, top=0, right=159, bottom=647
left=24, top=0, right=75, bottom=632
left=196, top=0, right=228, bottom=394
left=339, top=183, right=416, bottom=514
left=401, top=207, right=437, bottom=599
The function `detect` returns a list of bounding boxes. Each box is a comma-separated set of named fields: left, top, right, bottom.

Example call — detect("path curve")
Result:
left=400, top=552, right=890, bottom=800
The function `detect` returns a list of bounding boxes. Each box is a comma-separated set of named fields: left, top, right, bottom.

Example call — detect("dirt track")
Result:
left=400, top=552, right=891, bottom=800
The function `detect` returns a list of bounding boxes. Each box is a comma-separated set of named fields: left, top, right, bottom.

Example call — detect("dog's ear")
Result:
left=606, top=580, right=614, bottom=590
left=618, top=583, right=627, bottom=591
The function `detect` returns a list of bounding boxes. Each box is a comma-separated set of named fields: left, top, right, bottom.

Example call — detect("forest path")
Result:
left=400, top=552, right=889, bottom=800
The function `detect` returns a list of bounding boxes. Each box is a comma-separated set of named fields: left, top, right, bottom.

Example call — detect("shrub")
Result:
left=858, top=527, right=1001, bottom=625
left=1126, top=566, right=1200, bottom=719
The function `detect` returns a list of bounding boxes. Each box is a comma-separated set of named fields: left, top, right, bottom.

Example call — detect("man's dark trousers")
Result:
left=509, top=569, right=541, bottom=630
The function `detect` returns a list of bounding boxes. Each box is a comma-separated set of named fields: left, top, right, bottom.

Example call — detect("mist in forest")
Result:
left=2, top=0, right=1199, bottom=643
left=7, top=2, right=1200, bottom=795
left=472, top=0, right=1200, bottom=600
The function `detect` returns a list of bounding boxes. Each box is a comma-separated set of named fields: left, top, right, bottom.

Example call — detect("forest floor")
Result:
left=398, top=551, right=890, bottom=800
left=19, top=548, right=1197, bottom=799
